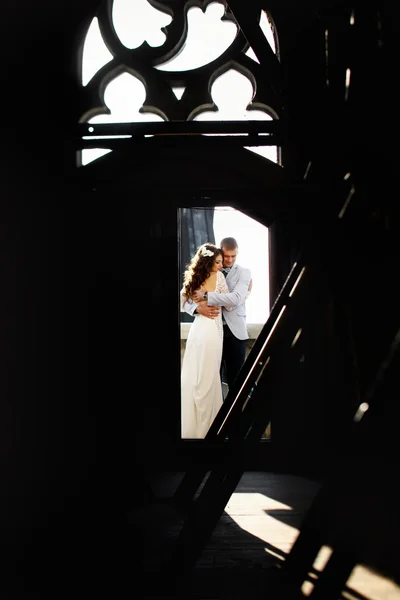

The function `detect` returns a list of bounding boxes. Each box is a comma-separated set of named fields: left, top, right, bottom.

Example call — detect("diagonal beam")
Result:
left=227, top=1, right=282, bottom=98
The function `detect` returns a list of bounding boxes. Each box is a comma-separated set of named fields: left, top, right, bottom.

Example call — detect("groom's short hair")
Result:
left=220, top=237, right=238, bottom=250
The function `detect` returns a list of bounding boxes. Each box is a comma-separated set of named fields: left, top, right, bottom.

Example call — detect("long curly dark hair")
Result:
left=182, top=243, right=222, bottom=299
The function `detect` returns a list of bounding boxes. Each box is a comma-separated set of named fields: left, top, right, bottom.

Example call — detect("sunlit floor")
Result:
left=129, top=471, right=400, bottom=599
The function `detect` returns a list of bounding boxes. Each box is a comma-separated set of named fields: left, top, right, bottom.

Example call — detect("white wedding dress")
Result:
left=181, top=270, right=231, bottom=439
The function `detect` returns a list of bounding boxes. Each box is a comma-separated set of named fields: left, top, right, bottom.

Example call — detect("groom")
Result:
left=190, top=237, right=252, bottom=389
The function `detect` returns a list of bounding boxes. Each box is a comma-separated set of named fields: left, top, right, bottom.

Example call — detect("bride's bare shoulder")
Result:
left=204, top=272, right=217, bottom=291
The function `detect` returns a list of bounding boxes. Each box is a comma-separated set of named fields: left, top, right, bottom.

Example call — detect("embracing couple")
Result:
left=180, top=237, right=252, bottom=439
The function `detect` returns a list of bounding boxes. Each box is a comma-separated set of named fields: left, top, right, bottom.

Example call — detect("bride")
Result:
left=180, top=243, right=232, bottom=439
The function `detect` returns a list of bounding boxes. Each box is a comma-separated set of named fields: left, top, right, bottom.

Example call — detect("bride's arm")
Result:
left=221, top=280, right=234, bottom=311
left=193, top=268, right=252, bottom=308
left=215, top=272, right=234, bottom=311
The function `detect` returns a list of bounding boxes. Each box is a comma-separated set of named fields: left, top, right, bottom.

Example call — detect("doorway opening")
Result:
left=179, top=205, right=270, bottom=440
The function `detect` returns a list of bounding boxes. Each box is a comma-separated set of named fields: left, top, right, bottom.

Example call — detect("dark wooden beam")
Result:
left=76, top=119, right=281, bottom=136
left=227, top=0, right=282, bottom=97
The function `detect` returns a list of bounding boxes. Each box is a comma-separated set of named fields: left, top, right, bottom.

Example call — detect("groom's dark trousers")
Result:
left=221, top=323, right=247, bottom=390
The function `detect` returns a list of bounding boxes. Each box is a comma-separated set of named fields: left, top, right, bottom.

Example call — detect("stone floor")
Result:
left=128, top=471, right=400, bottom=599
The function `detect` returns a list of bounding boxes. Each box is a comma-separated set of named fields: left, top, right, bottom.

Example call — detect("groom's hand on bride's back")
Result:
left=195, top=303, right=220, bottom=319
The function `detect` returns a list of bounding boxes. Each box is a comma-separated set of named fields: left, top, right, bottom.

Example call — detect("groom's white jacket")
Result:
left=185, top=263, right=252, bottom=341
